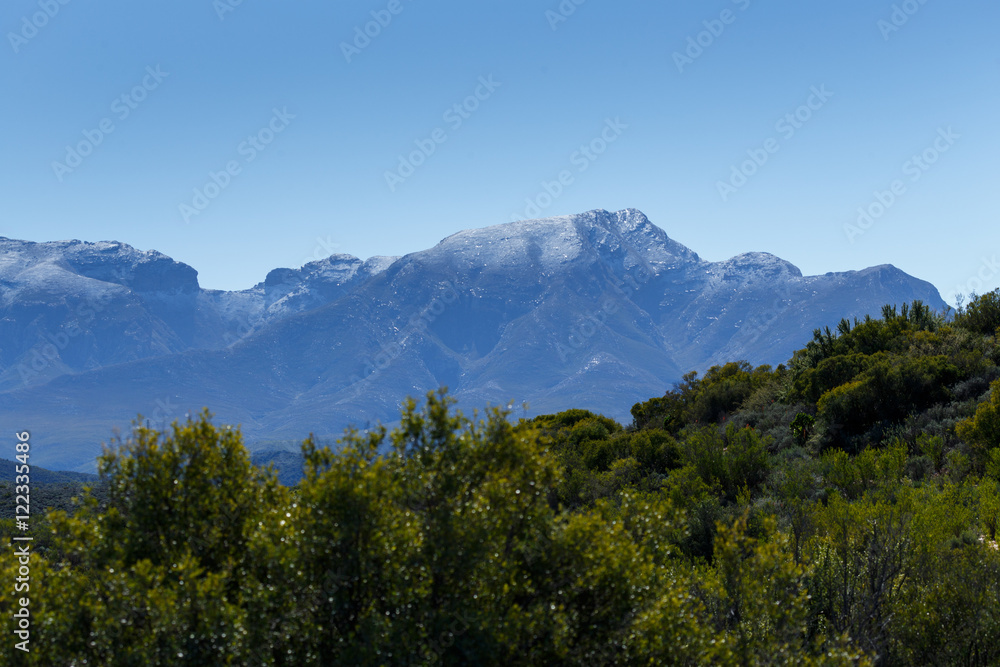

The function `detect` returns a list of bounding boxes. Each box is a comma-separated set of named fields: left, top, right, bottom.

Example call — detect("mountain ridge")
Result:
left=0, top=209, right=945, bottom=471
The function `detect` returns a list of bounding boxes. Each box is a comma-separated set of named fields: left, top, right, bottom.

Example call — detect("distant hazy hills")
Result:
left=0, top=209, right=944, bottom=471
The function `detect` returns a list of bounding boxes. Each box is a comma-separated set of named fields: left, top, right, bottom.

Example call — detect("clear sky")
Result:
left=2, top=0, right=998, bottom=306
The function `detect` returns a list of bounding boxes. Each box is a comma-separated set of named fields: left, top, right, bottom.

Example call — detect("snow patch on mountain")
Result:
left=0, top=209, right=949, bottom=471
left=432, top=215, right=587, bottom=271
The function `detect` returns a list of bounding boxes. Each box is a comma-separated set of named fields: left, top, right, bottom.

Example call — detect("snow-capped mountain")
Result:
left=0, top=209, right=945, bottom=471
left=0, top=237, right=396, bottom=391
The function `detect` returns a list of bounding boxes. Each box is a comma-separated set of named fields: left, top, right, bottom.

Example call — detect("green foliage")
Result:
left=954, top=288, right=1000, bottom=336
left=791, top=412, right=816, bottom=445
left=981, top=481, right=1000, bottom=541
left=534, top=409, right=680, bottom=509
left=292, top=389, right=577, bottom=664
left=9, top=294, right=1000, bottom=665
left=680, top=423, right=771, bottom=503
left=93, top=410, right=277, bottom=571
left=820, top=441, right=907, bottom=500
left=631, top=362, right=776, bottom=434
left=532, top=407, right=623, bottom=437
left=0, top=411, right=290, bottom=665
left=957, top=378, right=1000, bottom=470
left=808, top=491, right=915, bottom=661
left=817, top=355, right=960, bottom=449
left=893, top=541, right=1000, bottom=666
left=791, top=301, right=942, bottom=372
left=792, top=352, right=881, bottom=404
left=703, top=514, right=869, bottom=666
left=916, top=432, right=946, bottom=472
left=686, top=362, right=776, bottom=425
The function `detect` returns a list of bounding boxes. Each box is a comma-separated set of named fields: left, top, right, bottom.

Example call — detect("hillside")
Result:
left=0, top=209, right=945, bottom=471
left=2, top=291, right=998, bottom=665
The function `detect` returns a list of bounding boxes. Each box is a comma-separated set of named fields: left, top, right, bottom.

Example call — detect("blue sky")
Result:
left=2, top=0, right=998, bottom=305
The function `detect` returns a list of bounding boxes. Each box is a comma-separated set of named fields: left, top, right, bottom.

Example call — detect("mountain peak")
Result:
left=427, top=208, right=701, bottom=274
left=715, top=252, right=803, bottom=278
left=576, top=208, right=702, bottom=269
left=0, top=209, right=948, bottom=471
left=588, top=207, right=651, bottom=233
left=0, top=236, right=200, bottom=294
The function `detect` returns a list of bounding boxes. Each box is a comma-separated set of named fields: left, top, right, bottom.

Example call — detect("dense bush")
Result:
left=4, top=298, right=1000, bottom=665
left=631, top=361, right=775, bottom=434
left=955, top=289, right=1000, bottom=336
left=816, top=355, right=961, bottom=450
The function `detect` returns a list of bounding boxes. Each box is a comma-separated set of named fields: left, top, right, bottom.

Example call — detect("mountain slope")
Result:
left=0, top=237, right=397, bottom=391
left=0, top=210, right=945, bottom=471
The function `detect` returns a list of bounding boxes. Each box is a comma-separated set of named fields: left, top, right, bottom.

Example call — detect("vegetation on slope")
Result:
left=1, top=291, right=999, bottom=665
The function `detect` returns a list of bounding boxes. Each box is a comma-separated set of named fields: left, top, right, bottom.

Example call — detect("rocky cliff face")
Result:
left=0, top=238, right=395, bottom=390
left=263, top=254, right=397, bottom=318
left=0, top=210, right=946, bottom=471
left=0, top=238, right=198, bottom=388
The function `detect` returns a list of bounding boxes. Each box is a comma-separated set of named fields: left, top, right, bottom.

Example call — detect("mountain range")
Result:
left=0, top=209, right=945, bottom=471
